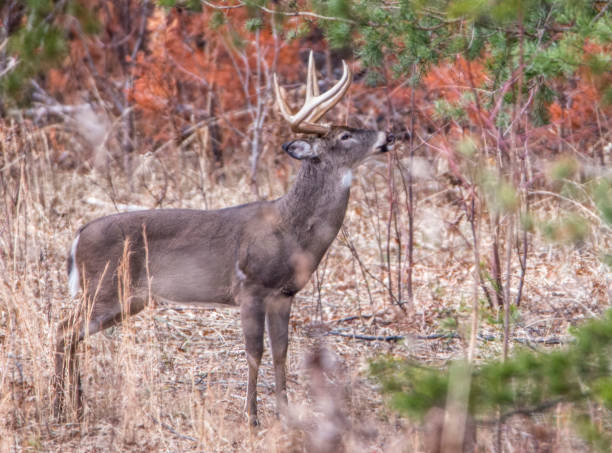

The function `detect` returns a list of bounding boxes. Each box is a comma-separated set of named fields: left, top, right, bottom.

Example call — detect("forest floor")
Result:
left=1, top=137, right=610, bottom=452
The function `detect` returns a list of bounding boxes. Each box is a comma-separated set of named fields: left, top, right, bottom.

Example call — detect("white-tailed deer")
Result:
left=54, top=51, right=395, bottom=425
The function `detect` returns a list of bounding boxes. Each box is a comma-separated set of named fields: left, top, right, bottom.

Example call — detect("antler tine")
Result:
left=274, top=72, right=326, bottom=134
left=305, top=50, right=320, bottom=101
left=274, top=51, right=352, bottom=134
left=291, top=60, right=351, bottom=132
left=305, top=61, right=352, bottom=124
left=273, top=73, right=294, bottom=123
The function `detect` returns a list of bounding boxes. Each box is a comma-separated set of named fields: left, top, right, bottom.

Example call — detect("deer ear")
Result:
left=282, top=140, right=319, bottom=160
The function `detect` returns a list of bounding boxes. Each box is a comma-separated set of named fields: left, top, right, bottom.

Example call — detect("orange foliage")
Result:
left=37, top=2, right=610, bottom=162
left=548, top=40, right=612, bottom=137
left=548, top=83, right=600, bottom=129
left=424, top=55, right=488, bottom=103
left=41, top=2, right=308, bottom=150
left=128, top=7, right=303, bottom=143
left=423, top=55, right=491, bottom=130
left=421, top=44, right=611, bottom=159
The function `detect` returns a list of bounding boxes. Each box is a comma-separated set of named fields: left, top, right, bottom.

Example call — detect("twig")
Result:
left=591, top=2, right=610, bottom=25
left=478, top=398, right=565, bottom=425
left=0, top=56, right=18, bottom=78
left=327, top=330, right=566, bottom=345
left=328, top=331, right=405, bottom=342
left=148, top=415, right=197, bottom=443
left=202, top=1, right=358, bottom=24
left=531, top=190, right=612, bottom=232
left=83, top=197, right=147, bottom=212
left=8, top=103, right=94, bottom=119
left=338, top=227, right=396, bottom=296
left=201, top=0, right=243, bottom=9
left=332, top=311, right=382, bottom=323
left=340, top=227, right=375, bottom=306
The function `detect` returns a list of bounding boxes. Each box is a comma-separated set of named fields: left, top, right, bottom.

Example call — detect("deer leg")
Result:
left=266, top=296, right=292, bottom=419
left=240, top=295, right=265, bottom=426
left=54, top=316, right=84, bottom=419
left=66, top=336, right=83, bottom=419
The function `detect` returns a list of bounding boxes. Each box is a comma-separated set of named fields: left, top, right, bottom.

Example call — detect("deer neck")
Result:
left=278, top=159, right=352, bottom=255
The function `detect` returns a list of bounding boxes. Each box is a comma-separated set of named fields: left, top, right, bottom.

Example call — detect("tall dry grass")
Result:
left=1, top=118, right=610, bottom=452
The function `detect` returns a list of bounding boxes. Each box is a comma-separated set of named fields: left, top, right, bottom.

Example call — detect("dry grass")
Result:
left=1, top=122, right=610, bottom=452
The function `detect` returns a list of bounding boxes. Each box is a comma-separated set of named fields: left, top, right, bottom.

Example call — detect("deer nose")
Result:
left=282, top=141, right=292, bottom=152
left=377, top=133, right=396, bottom=153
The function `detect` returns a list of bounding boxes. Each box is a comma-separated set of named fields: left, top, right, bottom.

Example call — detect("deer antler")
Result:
left=274, top=51, right=352, bottom=135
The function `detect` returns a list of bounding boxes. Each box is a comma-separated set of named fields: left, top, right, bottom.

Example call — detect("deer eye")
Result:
left=340, top=133, right=352, bottom=141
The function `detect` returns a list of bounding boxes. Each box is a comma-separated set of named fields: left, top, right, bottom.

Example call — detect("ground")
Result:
left=1, top=141, right=609, bottom=452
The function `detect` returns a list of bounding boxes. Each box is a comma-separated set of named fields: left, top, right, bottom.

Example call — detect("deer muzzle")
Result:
left=376, top=133, right=396, bottom=153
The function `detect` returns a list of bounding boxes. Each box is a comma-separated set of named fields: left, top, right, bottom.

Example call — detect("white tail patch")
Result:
left=68, top=234, right=80, bottom=297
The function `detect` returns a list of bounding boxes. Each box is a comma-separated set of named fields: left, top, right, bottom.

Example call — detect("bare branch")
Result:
left=201, top=0, right=358, bottom=24
left=327, top=330, right=566, bottom=345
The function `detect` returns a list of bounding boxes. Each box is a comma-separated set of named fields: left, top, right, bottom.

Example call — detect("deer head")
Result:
left=275, top=51, right=394, bottom=170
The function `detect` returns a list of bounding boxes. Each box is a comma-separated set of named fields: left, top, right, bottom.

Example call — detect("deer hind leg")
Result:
left=266, top=296, right=292, bottom=419
left=53, top=295, right=147, bottom=419
left=239, top=293, right=265, bottom=426
left=54, top=315, right=85, bottom=419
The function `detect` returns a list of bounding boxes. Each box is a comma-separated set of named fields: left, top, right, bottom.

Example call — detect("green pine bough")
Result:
left=370, top=308, right=612, bottom=449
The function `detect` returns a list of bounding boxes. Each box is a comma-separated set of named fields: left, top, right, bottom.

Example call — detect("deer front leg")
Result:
left=240, top=294, right=265, bottom=426
left=266, top=296, right=292, bottom=419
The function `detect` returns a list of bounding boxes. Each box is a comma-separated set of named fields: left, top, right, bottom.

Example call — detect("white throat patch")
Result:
left=341, top=169, right=353, bottom=188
